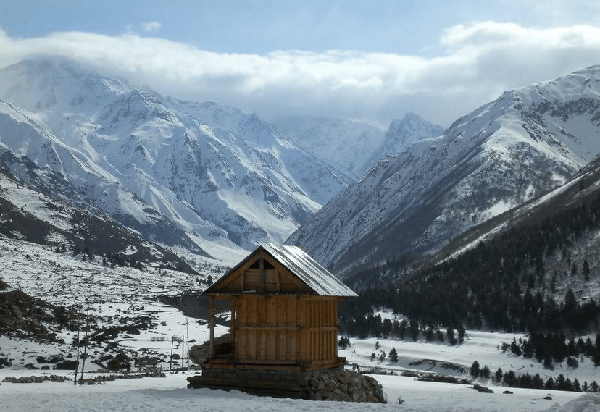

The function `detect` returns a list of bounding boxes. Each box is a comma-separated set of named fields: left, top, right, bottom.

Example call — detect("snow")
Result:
left=273, top=116, right=387, bottom=179
left=3, top=316, right=600, bottom=412
left=0, top=348, right=597, bottom=412
left=261, top=243, right=357, bottom=297
left=341, top=331, right=598, bottom=383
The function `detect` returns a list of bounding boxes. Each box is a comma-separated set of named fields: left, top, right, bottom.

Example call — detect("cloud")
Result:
left=0, top=22, right=600, bottom=128
left=140, top=22, right=162, bottom=32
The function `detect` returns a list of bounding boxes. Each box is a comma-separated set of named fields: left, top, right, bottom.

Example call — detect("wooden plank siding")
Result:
left=231, top=295, right=340, bottom=367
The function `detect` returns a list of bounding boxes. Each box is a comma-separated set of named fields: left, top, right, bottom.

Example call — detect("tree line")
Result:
left=500, top=332, right=600, bottom=369
left=339, top=188, right=600, bottom=337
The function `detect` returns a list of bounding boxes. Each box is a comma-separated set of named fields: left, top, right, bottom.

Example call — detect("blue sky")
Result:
left=1, top=1, right=600, bottom=127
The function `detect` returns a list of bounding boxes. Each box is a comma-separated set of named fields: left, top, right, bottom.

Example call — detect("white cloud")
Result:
left=0, top=22, right=600, bottom=128
left=140, top=22, right=162, bottom=32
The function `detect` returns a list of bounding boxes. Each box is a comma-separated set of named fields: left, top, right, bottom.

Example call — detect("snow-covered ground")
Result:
left=0, top=236, right=227, bottom=373
left=2, top=238, right=600, bottom=411
left=348, top=310, right=600, bottom=386
left=0, top=365, right=598, bottom=411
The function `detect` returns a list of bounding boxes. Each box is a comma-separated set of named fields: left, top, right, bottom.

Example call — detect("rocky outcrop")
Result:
left=188, top=333, right=231, bottom=365
left=305, top=369, right=385, bottom=403
left=2, top=374, right=70, bottom=383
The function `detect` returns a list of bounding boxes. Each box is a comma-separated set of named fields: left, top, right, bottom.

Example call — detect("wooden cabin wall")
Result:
left=234, top=295, right=339, bottom=365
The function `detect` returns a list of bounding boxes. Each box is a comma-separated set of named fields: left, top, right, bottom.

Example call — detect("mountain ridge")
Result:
left=288, top=64, right=600, bottom=274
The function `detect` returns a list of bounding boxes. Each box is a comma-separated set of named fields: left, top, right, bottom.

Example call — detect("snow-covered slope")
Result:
left=0, top=58, right=351, bottom=262
left=0, top=161, right=203, bottom=272
left=0, top=233, right=597, bottom=411
left=288, top=65, right=600, bottom=273
left=0, top=99, right=205, bottom=253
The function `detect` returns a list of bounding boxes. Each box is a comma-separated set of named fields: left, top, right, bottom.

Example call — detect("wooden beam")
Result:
left=257, top=256, right=264, bottom=293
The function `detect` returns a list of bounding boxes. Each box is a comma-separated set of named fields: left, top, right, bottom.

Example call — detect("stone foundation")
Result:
left=187, top=367, right=385, bottom=403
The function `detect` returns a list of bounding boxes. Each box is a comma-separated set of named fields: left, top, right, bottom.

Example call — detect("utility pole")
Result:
left=74, top=305, right=80, bottom=385
left=186, top=318, right=190, bottom=371
left=80, top=304, right=89, bottom=383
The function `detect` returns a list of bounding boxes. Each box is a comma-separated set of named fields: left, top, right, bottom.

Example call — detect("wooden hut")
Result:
left=187, top=243, right=357, bottom=397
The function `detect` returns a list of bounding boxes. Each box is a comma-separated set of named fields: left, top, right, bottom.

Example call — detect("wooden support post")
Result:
left=209, top=295, right=215, bottom=358
left=230, top=297, right=237, bottom=355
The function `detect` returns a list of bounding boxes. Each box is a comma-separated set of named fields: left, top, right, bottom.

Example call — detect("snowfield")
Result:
left=0, top=367, right=597, bottom=411
left=1, top=237, right=600, bottom=411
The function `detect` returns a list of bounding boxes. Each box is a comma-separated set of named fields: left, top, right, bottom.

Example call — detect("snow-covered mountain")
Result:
left=420, top=150, right=600, bottom=301
left=273, top=117, right=386, bottom=179
left=288, top=65, right=600, bottom=273
left=275, top=114, right=444, bottom=180
left=0, top=58, right=352, bottom=263
left=364, top=113, right=445, bottom=169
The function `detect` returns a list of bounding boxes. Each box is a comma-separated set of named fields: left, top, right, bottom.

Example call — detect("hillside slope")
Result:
left=0, top=161, right=200, bottom=273
left=289, top=65, right=600, bottom=274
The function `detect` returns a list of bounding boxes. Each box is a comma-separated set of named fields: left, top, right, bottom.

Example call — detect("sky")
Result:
left=2, top=1, right=600, bottom=128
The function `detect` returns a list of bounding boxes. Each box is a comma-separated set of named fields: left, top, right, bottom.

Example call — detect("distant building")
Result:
left=187, top=243, right=357, bottom=397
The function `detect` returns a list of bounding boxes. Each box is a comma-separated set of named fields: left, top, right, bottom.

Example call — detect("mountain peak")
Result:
left=0, top=58, right=132, bottom=114
left=359, top=113, right=443, bottom=172
left=386, top=112, right=443, bottom=140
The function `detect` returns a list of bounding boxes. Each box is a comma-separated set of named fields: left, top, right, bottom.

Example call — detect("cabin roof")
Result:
left=205, top=243, right=358, bottom=297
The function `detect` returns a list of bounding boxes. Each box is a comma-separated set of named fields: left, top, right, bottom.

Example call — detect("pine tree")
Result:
left=458, top=324, right=466, bottom=344
left=495, top=368, right=503, bottom=383
left=389, top=347, right=399, bottom=363
left=338, top=336, right=351, bottom=350
left=583, top=260, right=591, bottom=281
left=447, top=327, right=456, bottom=345
left=543, top=356, right=554, bottom=370
left=470, top=361, right=480, bottom=378
left=510, top=338, right=522, bottom=356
